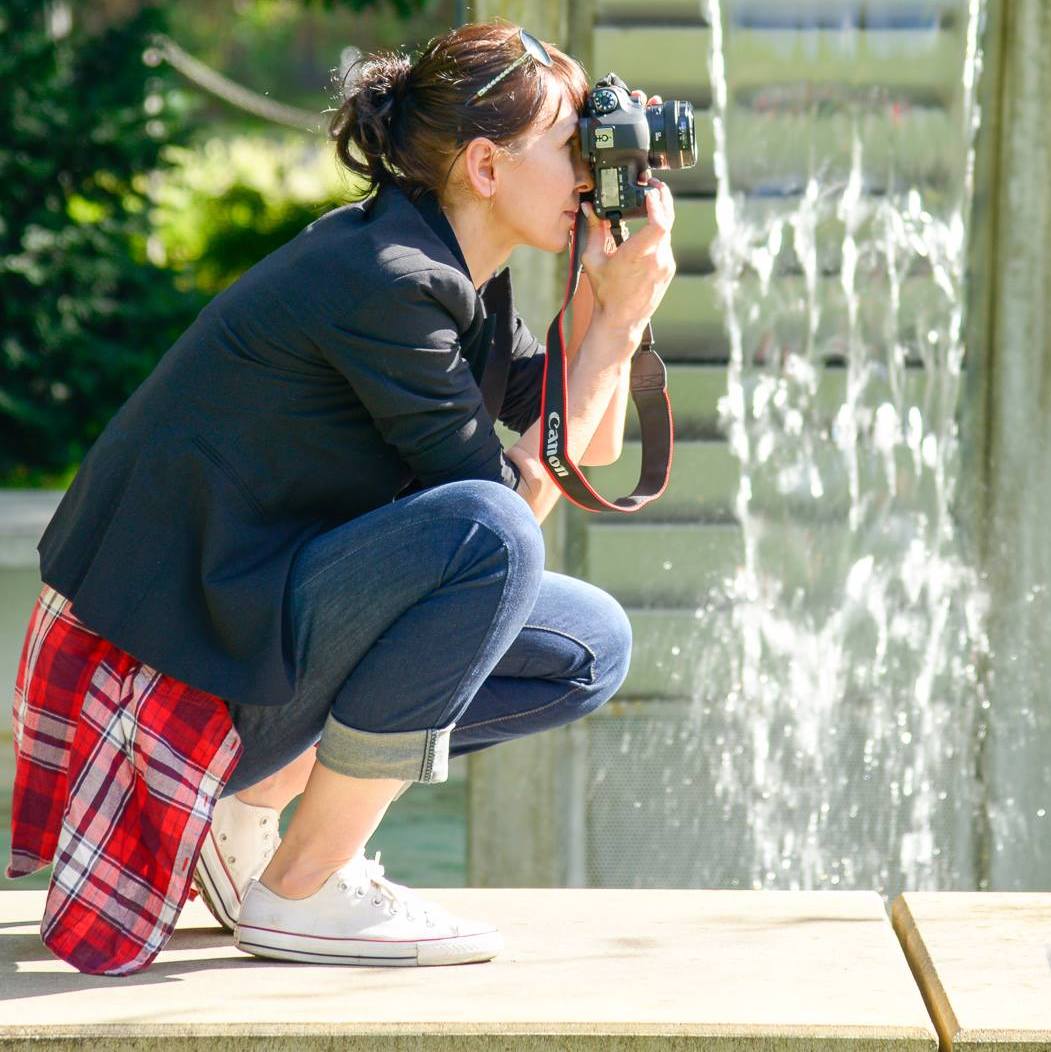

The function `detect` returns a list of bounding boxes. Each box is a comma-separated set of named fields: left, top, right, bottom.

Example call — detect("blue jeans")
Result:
left=220, top=480, right=632, bottom=797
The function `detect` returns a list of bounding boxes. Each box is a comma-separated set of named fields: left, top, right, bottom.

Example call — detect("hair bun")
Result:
left=329, top=51, right=414, bottom=186
left=358, top=52, right=413, bottom=129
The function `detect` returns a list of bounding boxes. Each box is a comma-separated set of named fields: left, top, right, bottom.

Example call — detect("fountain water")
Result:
left=693, top=0, right=990, bottom=896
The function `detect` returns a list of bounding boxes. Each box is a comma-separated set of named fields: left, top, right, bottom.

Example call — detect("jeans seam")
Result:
left=452, top=681, right=594, bottom=732
left=432, top=535, right=518, bottom=730
left=420, top=728, right=433, bottom=781
left=519, top=623, right=598, bottom=685
left=316, top=712, right=440, bottom=782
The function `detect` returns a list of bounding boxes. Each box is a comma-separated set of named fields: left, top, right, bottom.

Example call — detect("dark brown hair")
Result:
left=329, top=19, right=590, bottom=206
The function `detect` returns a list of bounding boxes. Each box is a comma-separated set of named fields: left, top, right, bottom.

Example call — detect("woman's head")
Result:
left=329, top=20, right=595, bottom=260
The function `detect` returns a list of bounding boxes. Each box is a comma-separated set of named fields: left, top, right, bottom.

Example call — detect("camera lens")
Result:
left=645, top=100, right=698, bottom=170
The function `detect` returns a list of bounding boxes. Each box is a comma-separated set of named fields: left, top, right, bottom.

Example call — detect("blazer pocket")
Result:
left=191, top=435, right=267, bottom=519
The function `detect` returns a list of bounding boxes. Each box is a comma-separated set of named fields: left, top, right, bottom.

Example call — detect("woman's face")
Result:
left=492, top=82, right=595, bottom=254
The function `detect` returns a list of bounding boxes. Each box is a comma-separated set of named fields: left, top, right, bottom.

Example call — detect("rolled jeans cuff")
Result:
left=315, top=711, right=456, bottom=784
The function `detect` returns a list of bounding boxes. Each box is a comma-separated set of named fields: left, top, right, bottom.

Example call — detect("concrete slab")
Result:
left=892, top=892, right=1051, bottom=1050
left=0, top=888, right=936, bottom=1049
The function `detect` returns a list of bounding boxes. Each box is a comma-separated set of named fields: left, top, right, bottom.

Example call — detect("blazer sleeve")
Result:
left=499, top=311, right=546, bottom=435
left=317, top=273, right=522, bottom=491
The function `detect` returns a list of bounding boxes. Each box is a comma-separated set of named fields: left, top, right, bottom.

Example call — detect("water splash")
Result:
left=697, top=0, right=990, bottom=896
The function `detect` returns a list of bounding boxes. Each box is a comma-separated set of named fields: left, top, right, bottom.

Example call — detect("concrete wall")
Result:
left=961, top=0, right=1051, bottom=889
left=466, top=0, right=593, bottom=886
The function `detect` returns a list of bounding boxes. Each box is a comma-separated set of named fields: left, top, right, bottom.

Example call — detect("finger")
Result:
left=645, top=178, right=666, bottom=208
left=580, top=203, right=613, bottom=253
left=648, top=176, right=673, bottom=209
left=644, top=182, right=672, bottom=230
left=583, top=200, right=633, bottom=239
left=659, top=185, right=675, bottom=227
left=656, top=178, right=675, bottom=216
left=648, top=95, right=662, bottom=106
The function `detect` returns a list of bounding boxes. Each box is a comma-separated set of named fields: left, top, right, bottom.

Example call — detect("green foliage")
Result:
left=298, top=0, right=432, bottom=19
left=154, top=0, right=455, bottom=123
left=0, top=1, right=206, bottom=483
left=149, top=135, right=361, bottom=295
left=0, top=0, right=441, bottom=485
left=180, top=183, right=329, bottom=294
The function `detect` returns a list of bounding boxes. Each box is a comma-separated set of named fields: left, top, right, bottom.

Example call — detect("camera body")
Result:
left=577, top=72, right=698, bottom=221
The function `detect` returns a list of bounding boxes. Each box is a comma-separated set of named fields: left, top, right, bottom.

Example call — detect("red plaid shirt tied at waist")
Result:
left=6, top=585, right=243, bottom=975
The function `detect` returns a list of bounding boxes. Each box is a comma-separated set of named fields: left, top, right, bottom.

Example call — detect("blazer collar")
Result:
left=408, top=187, right=472, bottom=282
left=374, top=180, right=512, bottom=315
left=406, top=184, right=509, bottom=299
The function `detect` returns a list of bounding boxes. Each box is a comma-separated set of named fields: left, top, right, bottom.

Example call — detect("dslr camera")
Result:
left=577, top=72, right=698, bottom=220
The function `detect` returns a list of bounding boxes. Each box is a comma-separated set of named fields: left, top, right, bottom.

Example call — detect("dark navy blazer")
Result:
left=37, top=179, right=546, bottom=708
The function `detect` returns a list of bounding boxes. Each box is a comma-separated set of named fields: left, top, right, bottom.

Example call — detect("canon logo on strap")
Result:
left=545, top=412, right=569, bottom=477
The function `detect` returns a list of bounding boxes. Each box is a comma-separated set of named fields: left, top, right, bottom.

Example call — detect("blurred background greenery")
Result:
left=1, top=0, right=478, bottom=893
left=0, top=0, right=461, bottom=487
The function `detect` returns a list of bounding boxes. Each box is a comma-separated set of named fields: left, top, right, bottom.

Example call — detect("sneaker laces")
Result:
left=338, top=851, right=439, bottom=926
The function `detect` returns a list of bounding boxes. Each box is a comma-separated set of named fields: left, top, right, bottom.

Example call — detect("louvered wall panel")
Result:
left=565, top=5, right=962, bottom=705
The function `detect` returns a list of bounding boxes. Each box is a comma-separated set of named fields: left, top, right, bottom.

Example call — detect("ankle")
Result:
left=258, top=863, right=334, bottom=900
left=258, top=851, right=364, bottom=901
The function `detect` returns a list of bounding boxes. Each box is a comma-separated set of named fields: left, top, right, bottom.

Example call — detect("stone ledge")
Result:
left=0, top=888, right=936, bottom=1049
left=891, top=892, right=1051, bottom=1050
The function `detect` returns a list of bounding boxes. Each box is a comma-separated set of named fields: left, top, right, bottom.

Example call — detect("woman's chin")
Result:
left=521, top=226, right=572, bottom=254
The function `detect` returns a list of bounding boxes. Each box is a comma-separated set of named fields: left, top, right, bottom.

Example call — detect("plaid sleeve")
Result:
left=7, top=583, right=244, bottom=976
left=6, top=587, right=101, bottom=879
left=40, top=663, right=243, bottom=975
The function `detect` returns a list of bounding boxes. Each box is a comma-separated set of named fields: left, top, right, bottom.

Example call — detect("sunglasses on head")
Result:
left=467, top=28, right=553, bottom=104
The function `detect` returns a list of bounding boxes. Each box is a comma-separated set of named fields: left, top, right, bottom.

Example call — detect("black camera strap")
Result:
left=539, top=209, right=674, bottom=512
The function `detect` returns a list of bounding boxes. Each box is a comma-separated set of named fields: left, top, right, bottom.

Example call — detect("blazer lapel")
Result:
left=478, top=267, right=513, bottom=425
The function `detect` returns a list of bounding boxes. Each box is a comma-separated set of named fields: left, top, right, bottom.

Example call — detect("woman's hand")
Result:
left=578, top=92, right=676, bottom=352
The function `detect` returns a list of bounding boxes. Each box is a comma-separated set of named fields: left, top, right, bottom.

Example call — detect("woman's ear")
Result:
left=462, top=137, right=500, bottom=201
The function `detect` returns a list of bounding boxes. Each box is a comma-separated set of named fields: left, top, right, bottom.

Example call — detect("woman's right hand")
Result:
left=578, top=176, right=677, bottom=352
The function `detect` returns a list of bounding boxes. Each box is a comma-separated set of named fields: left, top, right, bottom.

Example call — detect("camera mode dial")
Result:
left=591, top=88, right=619, bottom=115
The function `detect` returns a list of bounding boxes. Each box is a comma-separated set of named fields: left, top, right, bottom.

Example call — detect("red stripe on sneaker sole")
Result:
left=236, top=921, right=495, bottom=944
left=237, top=940, right=417, bottom=962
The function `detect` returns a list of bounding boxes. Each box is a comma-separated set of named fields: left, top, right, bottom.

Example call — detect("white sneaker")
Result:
left=193, top=794, right=281, bottom=931
left=234, top=851, right=503, bottom=966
